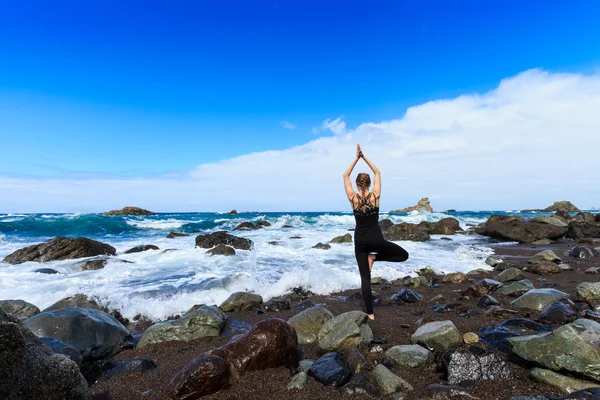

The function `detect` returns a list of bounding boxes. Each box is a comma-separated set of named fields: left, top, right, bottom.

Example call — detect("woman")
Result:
left=343, top=144, right=409, bottom=320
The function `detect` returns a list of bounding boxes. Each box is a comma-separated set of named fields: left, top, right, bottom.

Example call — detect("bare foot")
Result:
left=368, top=314, right=375, bottom=321
left=368, top=254, right=376, bottom=273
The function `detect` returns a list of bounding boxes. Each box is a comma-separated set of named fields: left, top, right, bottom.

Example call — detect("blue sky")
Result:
left=1, top=1, right=600, bottom=211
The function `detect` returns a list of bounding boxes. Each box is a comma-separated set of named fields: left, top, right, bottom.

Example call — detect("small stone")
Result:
left=445, top=272, right=469, bottom=284
left=494, top=261, right=522, bottom=272
left=585, top=267, right=600, bottom=274
left=530, top=261, right=561, bottom=275
left=486, top=256, right=503, bottom=267
left=529, top=250, right=561, bottom=264
left=373, top=364, right=413, bottom=394
left=497, top=268, right=525, bottom=283
left=496, top=280, right=535, bottom=297
left=411, top=320, right=462, bottom=353
left=309, top=352, right=351, bottom=387
left=371, top=277, right=387, bottom=285
left=288, top=372, right=309, bottom=390
left=391, top=289, right=423, bottom=304
left=477, top=295, right=500, bottom=308
left=463, top=332, right=479, bottom=344
left=298, top=360, right=314, bottom=373
left=510, top=289, right=570, bottom=311
left=385, top=344, right=433, bottom=368
left=431, top=294, right=446, bottom=303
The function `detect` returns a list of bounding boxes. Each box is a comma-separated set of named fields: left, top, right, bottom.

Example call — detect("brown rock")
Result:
left=3, top=237, right=116, bottom=264
left=103, top=206, right=156, bottom=216
left=530, top=261, right=561, bottom=275
left=383, top=223, right=430, bottom=242
left=389, top=197, right=433, bottom=213
left=444, top=272, right=469, bottom=284
left=461, top=284, right=489, bottom=298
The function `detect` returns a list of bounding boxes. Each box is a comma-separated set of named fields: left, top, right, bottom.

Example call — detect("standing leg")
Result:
left=355, top=249, right=374, bottom=317
left=373, top=240, right=409, bottom=262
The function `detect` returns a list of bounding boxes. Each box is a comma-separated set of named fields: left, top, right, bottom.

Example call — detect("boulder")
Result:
left=207, top=244, right=236, bottom=256
left=0, top=299, right=40, bottom=318
left=496, top=280, right=535, bottom=297
left=166, top=232, right=189, bottom=238
left=411, top=320, right=462, bottom=353
left=124, top=244, right=159, bottom=254
left=474, top=218, right=567, bottom=244
left=385, top=344, right=432, bottom=368
left=494, top=260, right=522, bottom=272
left=372, top=364, right=413, bottom=394
left=529, top=250, right=561, bottom=264
left=567, top=222, right=600, bottom=240
left=0, top=311, right=89, bottom=400
left=496, top=268, right=525, bottom=283
left=378, top=219, right=394, bottom=232
left=195, top=231, right=252, bottom=250
left=531, top=216, right=569, bottom=227
left=329, top=233, right=352, bottom=244
left=263, top=299, right=291, bottom=312
left=169, top=319, right=298, bottom=398
left=577, top=212, right=597, bottom=223
left=102, top=206, right=156, bottom=216
left=486, top=255, right=503, bottom=267
left=288, top=307, right=334, bottom=345
left=420, top=218, right=461, bottom=235
left=43, top=294, right=103, bottom=313
left=510, top=289, right=570, bottom=311
left=530, top=261, right=562, bottom=275
left=313, top=242, right=331, bottom=250
left=569, top=246, right=600, bottom=258
left=383, top=222, right=430, bottom=242
left=219, top=292, right=263, bottom=312
left=391, top=289, right=423, bottom=304
left=308, top=352, right=351, bottom=387
left=389, top=197, right=433, bottom=213
left=23, top=308, right=129, bottom=362
left=233, top=222, right=258, bottom=231
left=138, top=306, right=226, bottom=348
left=576, top=282, right=600, bottom=309
left=35, top=268, right=60, bottom=274
left=477, top=295, right=500, bottom=308
left=538, top=299, right=579, bottom=325
left=40, top=336, right=83, bottom=366
left=530, top=368, right=600, bottom=395
left=2, top=237, right=116, bottom=264
left=318, top=311, right=372, bottom=352
left=509, top=319, right=600, bottom=382
left=444, top=272, right=469, bottom=284
left=287, top=371, right=309, bottom=389
left=443, top=349, right=512, bottom=384
left=479, top=318, right=552, bottom=353
left=77, top=258, right=108, bottom=271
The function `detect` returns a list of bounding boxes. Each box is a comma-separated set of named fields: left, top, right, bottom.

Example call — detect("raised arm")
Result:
left=360, top=149, right=381, bottom=198
left=343, top=147, right=361, bottom=202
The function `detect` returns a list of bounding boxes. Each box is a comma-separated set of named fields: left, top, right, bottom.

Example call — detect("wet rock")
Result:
left=529, top=250, right=561, bottom=264
left=318, top=311, right=372, bottom=352
left=105, top=358, right=157, bottom=378
left=166, top=232, right=188, bottom=238
left=510, top=319, right=600, bottom=381
left=385, top=344, right=432, bottom=368
left=569, top=245, right=600, bottom=258
left=486, top=255, right=503, bottom=267
left=496, top=280, right=535, bottom=297
left=427, top=217, right=461, bottom=235
left=511, top=289, right=570, bottom=311
left=425, top=383, right=475, bottom=399
left=567, top=222, right=600, bottom=240
left=40, top=336, right=83, bottom=367
left=170, top=319, right=298, bottom=397
left=565, top=388, right=600, bottom=399
left=411, top=320, right=462, bottom=353
left=347, top=348, right=373, bottom=373
left=219, top=292, right=263, bottom=313
left=0, top=311, right=89, bottom=400
left=530, top=261, right=562, bottom=275
left=531, top=216, right=569, bottom=227
left=497, top=268, right=525, bottom=283
left=476, top=295, right=500, bottom=308
left=0, top=299, right=40, bottom=318
left=309, top=352, right=351, bottom=387
left=373, top=364, right=413, bottom=394
left=207, top=244, right=236, bottom=256
left=371, top=277, right=388, bottom=285
left=383, top=222, right=430, bottom=242
left=233, top=222, right=258, bottom=231
left=43, top=294, right=103, bottom=313
left=329, top=233, right=352, bottom=243
left=443, top=349, right=512, bottom=384
left=479, top=318, right=552, bottom=352
left=256, top=221, right=271, bottom=228
left=138, top=306, right=226, bottom=348
left=494, top=260, right=522, bottom=272
left=475, top=218, right=568, bottom=244
left=530, top=368, right=600, bottom=395
left=24, top=308, right=129, bottom=362
left=103, top=206, right=155, bottom=216
left=288, top=371, right=309, bottom=389
left=479, top=279, right=503, bottom=292
left=77, top=257, right=108, bottom=271
left=577, top=282, right=600, bottom=308
left=444, top=272, right=468, bottom=284
left=288, top=307, right=334, bottom=345
left=35, top=268, right=60, bottom=274
left=313, top=242, right=331, bottom=250
left=3, top=236, right=116, bottom=264
left=124, top=244, right=159, bottom=254
left=195, top=231, right=253, bottom=250
left=263, top=299, right=291, bottom=312
left=391, top=289, right=423, bottom=304
left=538, top=298, right=580, bottom=325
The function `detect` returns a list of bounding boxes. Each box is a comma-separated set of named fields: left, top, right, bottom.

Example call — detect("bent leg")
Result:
left=374, top=241, right=409, bottom=262
left=355, top=249, right=374, bottom=315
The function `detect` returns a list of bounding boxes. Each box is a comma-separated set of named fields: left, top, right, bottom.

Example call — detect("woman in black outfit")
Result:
left=343, top=144, right=409, bottom=320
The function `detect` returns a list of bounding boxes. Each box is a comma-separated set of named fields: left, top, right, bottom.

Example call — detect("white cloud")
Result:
left=281, top=121, right=297, bottom=130
left=2, top=68, right=600, bottom=213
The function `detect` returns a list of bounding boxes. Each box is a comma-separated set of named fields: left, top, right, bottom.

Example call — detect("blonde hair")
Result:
left=356, top=173, right=371, bottom=190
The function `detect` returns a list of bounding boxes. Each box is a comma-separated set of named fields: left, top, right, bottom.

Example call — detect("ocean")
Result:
left=0, top=210, right=550, bottom=321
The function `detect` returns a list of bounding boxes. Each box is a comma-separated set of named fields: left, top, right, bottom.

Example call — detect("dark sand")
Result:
left=90, top=240, right=600, bottom=400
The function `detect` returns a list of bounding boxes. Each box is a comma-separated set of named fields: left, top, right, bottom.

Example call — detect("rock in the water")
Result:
left=288, top=307, right=334, bottom=345
left=479, top=318, right=552, bottom=352
left=170, top=319, right=298, bottom=397
left=329, top=233, right=352, bottom=244
left=40, top=336, right=83, bottom=367
left=124, top=244, right=159, bottom=254
left=43, top=294, right=103, bottom=313
left=195, top=231, right=252, bottom=250
left=577, top=282, right=600, bottom=309
left=288, top=371, right=309, bottom=389
left=207, top=244, right=236, bottom=256
left=77, top=258, right=108, bottom=271
left=530, top=368, right=600, bottom=395
left=477, top=295, right=500, bottom=308
left=23, top=308, right=129, bottom=362
left=219, top=292, right=263, bottom=312
left=372, top=364, right=413, bottom=394
left=318, top=311, right=372, bottom=352
left=389, top=197, right=433, bottom=213
left=496, top=280, right=535, bottom=297
left=510, top=289, right=569, bottom=311
left=138, top=306, right=226, bottom=348
left=313, top=242, right=331, bottom=250
left=411, top=320, right=462, bottom=353
left=383, top=222, right=430, bottom=242
left=474, top=218, right=567, bottom=244
left=0, top=311, right=89, bottom=400
left=445, top=272, right=468, bottom=284
left=103, top=206, right=155, bottom=216
left=486, top=255, right=503, bottom=267
left=105, top=358, right=157, bottom=378
left=391, top=289, right=423, bottom=304
left=309, top=352, right=351, bottom=387
left=35, top=268, right=60, bottom=274
left=428, top=218, right=461, bottom=235
left=538, top=298, right=579, bottom=325
left=3, top=237, right=116, bottom=264
left=233, top=222, right=259, bottom=231
left=385, top=344, right=432, bottom=368
left=530, top=261, right=561, bottom=275
left=510, top=319, right=600, bottom=382
left=569, top=245, right=600, bottom=258
left=497, top=268, right=525, bottom=283
left=443, top=349, right=512, bottom=384
left=529, top=250, right=561, bottom=264
left=0, top=299, right=40, bottom=318
left=166, top=232, right=189, bottom=238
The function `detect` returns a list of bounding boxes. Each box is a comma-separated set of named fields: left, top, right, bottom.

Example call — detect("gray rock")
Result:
left=219, top=292, right=262, bottom=312
left=486, top=255, right=503, bottom=267
left=510, top=319, right=600, bottom=382
left=329, top=233, right=352, bottom=243
left=313, top=242, right=331, bottom=250
left=577, top=282, right=600, bottom=308
left=531, top=216, right=569, bottom=227
left=23, top=308, right=130, bottom=362
left=43, top=294, right=104, bottom=313
left=0, top=299, right=40, bottom=318
left=385, top=344, right=432, bottom=368
left=138, top=306, right=226, bottom=348
left=475, top=219, right=568, bottom=244
left=124, top=244, right=159, bottom=254
left=569, top=245, right=600, bottom=258
left=443, top=349, right=512, bottom=384
left=494, top=260, right=522, bottom=271
left=371, top=276, right=387, bottom=285
left=529, top=250, right=561, bottom=264
left=373, top=364, right=413, bottom=394
left=411, top=320, right=462, bottom=353
left=35, top=268, right=60, bottom=274
left=3, top=237, right=116, bottom=264
left=318, top=311, right=372, bottom=352
left=496, top=268, right=525, bottom=283
left=298, top=359, right=314, bottom=372
left=288, top=307, right=334, bottom=345
left=0, top=311, right=89, bottom=400
left=404, top=276, right=427, bottom=288
left=207, top=244, right=236, bottom=256
left=288, top=371, right=309, bottom=389
left=496, top=280, right=535, bottom=297
left=530, top=367, right=600, bottom=395
left=40, top=336, right=83, bottom=366
left=195, top=231, right=253, bottom=250
left=510, top=289, right=570, bottom=311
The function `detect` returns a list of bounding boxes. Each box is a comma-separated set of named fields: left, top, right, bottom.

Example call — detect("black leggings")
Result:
left=355, top=240, right=409, bottom=314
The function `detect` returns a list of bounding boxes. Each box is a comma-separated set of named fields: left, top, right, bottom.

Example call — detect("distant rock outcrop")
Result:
left=390, top=197, right=433, bottom=213
left=103, top=206, right=156, bottom=216
left=522, top=201, right=581, bottom=213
